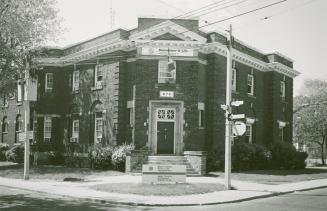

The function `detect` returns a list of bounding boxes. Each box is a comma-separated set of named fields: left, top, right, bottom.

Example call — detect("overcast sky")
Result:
left=54, top=0, right=327, bottom=96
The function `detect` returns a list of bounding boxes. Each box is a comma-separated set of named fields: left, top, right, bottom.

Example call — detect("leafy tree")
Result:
left=0, top=0, right=62, bottom=94
left=294, top=79, right=327, bottom=165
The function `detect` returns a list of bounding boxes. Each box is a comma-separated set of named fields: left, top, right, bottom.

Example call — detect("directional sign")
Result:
left=231, top=101, right=244, bottom=107
left=232, top=121, right=246, bottom=136
left=231, top=114, right=245, bottom=120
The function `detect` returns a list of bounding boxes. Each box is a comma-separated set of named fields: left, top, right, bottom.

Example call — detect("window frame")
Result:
left=44, top=116, right=52, bottom=142
left=72, top=70, right=80, bottom=92
left=247, top=74, right=254, bottom=95
left=245, top=124, right=253, bottom=144
left=2, top=117, right=8, bottom=134
left=199, top=109, right=205, bottom=129
left=95, top=112, right=103, bottom=143
left=94, top=65, right=103, bottom=88
left=45, top=73, right=54, bottom=92
left=158, top=60, right=176, bottom=84
left=1, top=94, right=8, bottom=108
left=17, top=82, right=24, bottom=103
left=280, top=81, right=286, bottom=101
left=71, top=119, right=79, bottom=142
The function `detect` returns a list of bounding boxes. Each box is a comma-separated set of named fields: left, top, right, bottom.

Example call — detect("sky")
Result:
left=54, top=0, right=327, bottom=96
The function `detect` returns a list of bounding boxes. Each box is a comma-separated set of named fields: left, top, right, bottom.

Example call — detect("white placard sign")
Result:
left=142, top=164, right=186, bottom=184
left=160, top=91, right=174, bottom=98
left=141, top=47, right=196, bottom=57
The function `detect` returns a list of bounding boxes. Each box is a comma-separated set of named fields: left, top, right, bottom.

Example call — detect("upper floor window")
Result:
left=232, top=68, right=237, bottom=92
left=2, top=116, right=8, bottom=133
left=280, top=81, right=285, bottom=101
left=1, top=94, right=8, bottom=107
left=45, top=73, right=54, bottom=92
left=15, top=115, right=23, bottom=132
left=72, top=70, right=80, bottom=92
left=71, top=119, right=79, bottom=143
left=94, top=65, right=103, bottom=88
left=17, top=82, right=24, bottom=103
left=44, top=116, right=52, bottom=142
left=198, top=102, right=205, bottom=129
left=247, top=74, right=254, bottom=95
left=158, top=59, right=176, bottom=83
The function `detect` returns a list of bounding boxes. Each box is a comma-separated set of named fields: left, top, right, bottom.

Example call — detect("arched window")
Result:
left=90, top=101, right=104, bottom=144
left=15, top=115, right=23, bottom=132
left=2, top=116, right=8, bottom=133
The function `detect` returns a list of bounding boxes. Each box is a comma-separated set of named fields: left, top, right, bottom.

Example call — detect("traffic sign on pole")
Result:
left=232, top=121, right=246, bottom=136
left=230, top=114, right=245, bottom=120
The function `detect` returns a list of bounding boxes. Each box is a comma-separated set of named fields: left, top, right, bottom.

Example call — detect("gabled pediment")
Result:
left=130, top=20, right=206, bottom=43
left=152, top=33, right=184, bottom=41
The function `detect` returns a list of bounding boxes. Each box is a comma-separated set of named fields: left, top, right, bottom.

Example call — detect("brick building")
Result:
left=0, top=18, right=299, bottom=173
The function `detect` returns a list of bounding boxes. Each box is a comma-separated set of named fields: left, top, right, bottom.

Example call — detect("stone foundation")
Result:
left=125, top=150, right=150, bottom=173
left=183, top=151, right=207, bottom=176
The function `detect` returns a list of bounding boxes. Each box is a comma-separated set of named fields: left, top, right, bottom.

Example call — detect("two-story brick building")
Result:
left=0, top=17, right=299, bottom=173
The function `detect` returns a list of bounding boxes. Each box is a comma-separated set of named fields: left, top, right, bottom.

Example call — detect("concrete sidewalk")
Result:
left=0, top=175, right=327, bottom=206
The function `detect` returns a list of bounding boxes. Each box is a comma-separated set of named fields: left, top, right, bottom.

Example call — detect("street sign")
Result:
left=232, top=121, right=246, bottom=136
left=231, top=100, right=244, bottom=107
left=231, top=114, right=245, bottom=120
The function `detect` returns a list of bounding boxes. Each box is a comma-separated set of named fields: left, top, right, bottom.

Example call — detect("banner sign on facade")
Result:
left=140, top=47, right=196, bottom=57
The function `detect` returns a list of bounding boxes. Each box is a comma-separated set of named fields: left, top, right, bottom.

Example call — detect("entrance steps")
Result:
left=143, top=156, right=199, bottom=176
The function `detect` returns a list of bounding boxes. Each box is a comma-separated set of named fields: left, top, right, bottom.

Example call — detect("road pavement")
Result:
left=1, top=186, right=327, bottom=210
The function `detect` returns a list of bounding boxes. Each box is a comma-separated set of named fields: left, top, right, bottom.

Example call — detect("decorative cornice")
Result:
left=130, top=20, right=206, bottom=43
left=267, top=62, right=300, bottom=78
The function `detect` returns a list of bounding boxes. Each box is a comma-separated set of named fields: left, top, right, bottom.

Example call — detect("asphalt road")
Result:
left=0, top=186, right=327, bottom=211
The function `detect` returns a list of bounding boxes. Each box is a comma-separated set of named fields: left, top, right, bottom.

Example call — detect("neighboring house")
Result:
left=0, top=17, right=299, bottom=173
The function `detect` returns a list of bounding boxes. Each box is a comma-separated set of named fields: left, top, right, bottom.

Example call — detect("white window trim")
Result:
left=278, top=121, right=286, bottom=142
left=44, top=116, right=52, bottom=142
left=280, top=81, right=285, bottom=100
left=17, top=83, right=23, bottom=102
left=247, top=74, right=254, bottom=95
left=246, top=124, right=253, bottom=144
left=95, top=115, right=103, bottom=143
left=158, top=60, right=176, bottom=83
left=94, top=65, right=103, bottom=89
left=198, top=102, right=205, bottom=129
left=45, top=73, right=54, bottom=92
left=72, top=70, right=80, bottom=92
left=71, top=119, right=79, bottom=143
left=2, top=118, right=8, bottom=133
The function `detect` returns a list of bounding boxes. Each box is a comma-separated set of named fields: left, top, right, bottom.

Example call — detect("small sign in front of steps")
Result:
left=142, top=164, right=186, bottom=184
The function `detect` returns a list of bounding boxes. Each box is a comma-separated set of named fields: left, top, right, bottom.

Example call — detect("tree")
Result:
left=0, top=0, right=62, bottom=94
left=294, top=79, right=327, bottom=165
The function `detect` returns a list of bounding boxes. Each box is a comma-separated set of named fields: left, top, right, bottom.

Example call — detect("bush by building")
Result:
left=88, top=146, right=114, bottom=170
left=47, top=151, right=65, bottom=165
left=111, top=143, right=135, bottom=171
left=0, top=143, right=10, bottom=161
left=5, top=145, right=24, bottom=163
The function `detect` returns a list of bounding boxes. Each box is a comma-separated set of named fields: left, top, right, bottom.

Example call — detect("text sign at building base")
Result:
left=142, top=164, right=186, bottom=184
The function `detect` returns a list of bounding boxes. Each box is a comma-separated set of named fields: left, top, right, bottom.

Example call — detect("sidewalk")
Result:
left=0, top=175, right=327, bottom=206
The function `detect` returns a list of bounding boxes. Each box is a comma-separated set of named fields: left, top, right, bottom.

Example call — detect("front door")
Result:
left=157, top=122, right=174, bottom=154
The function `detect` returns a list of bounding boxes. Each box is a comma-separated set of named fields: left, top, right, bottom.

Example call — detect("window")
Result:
left=72, top=71, right=80, bottom=92
left=279, top=126, right=285, bottom=142
left=127, top=108, right=134, bottom=127
left=232, top=68, right=237, bottom=91
left=94, top=65, right=103, bottom=88
left=15, top=115, right=23, bottom=132
left=17, top=82, right=24, bottom=102
left=247, top=74, right=254, bottom=95
left=45, top=73, right=54, bottom=92
left=245, top=124, right=253, bottom=144
left=71, top=120, right=79, bottom=142
left=95, top=112, right=103, bottom=143
left=158, top=60, right=176, bottom=83
left=44, top=116, right=52, bottom=142
left=1, top=94, right=8, bottom=107
left=2, top=117, right=8, bottom=133
left=280, top=81, right=285, bottom=100
left=198, top=102, right=205, bottom=128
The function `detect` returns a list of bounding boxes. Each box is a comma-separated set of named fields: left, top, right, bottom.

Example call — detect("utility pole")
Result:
left=24, top=55, right=30, bottom=180
left=224, top=24, right=233, bottom=190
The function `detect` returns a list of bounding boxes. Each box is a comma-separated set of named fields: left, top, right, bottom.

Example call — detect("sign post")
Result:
left=23, top=56, right=30, bottom=180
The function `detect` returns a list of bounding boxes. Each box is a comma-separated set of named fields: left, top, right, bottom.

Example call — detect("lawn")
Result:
left=91, top=183, right=225, bottom=196
left=210, top=167, right=327, bottom=185
left=0, top=164, right=123, bottom=181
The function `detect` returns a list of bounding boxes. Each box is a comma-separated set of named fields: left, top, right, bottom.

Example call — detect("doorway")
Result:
left=157, top=121, right=174, bottom=154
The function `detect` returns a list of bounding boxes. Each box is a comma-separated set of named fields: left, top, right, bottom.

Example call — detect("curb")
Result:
left=2, top=184, right=327, bottom=207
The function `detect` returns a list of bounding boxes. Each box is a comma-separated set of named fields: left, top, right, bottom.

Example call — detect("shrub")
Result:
left=270, top=141, right=307, bottom=170
left=5, top=145, right=24, bottom=163
left=111, top=143, right=135, bottom=171
left=232, top=142, right=272, bottom=171
left=206, top=147, right=225, bottom=172
left=88, top=146, right=113, bottom=170
left=47, top=151, right=65, bottom=165
left=0, top=143, right=10, bottom=161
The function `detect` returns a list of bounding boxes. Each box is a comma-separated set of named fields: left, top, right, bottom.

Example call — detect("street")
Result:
left=0, top=186, right=327, bottom=211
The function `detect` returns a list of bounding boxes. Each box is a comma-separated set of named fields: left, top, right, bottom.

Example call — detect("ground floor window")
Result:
left=71, top=119, right=79, bottom=143
left=245, top=124, right=253, bottom=144
left=278, top=121, right=286, bottom=142
left=95, top=112, right=103, bottom=143
left=44, top=116, right=52, bottom=142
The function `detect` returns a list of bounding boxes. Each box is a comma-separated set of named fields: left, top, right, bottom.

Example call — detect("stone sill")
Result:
left=16, top=102, right=23, bottom=106
left=91, top=86, right=103, bottom=91
left=247, top=94, right=256, bottom=99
